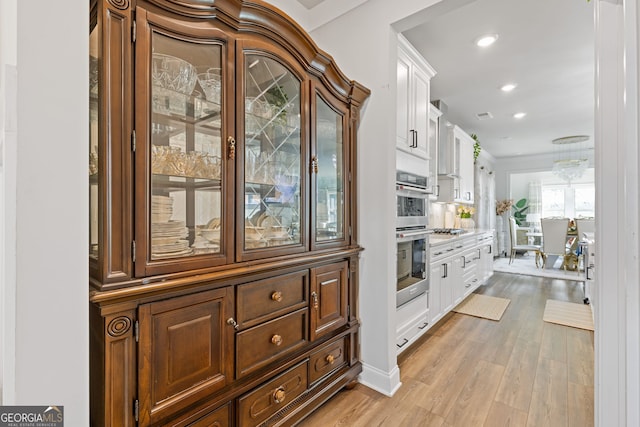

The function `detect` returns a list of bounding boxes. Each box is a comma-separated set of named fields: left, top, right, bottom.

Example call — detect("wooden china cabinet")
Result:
left=89, top=0, right=369, bottom=425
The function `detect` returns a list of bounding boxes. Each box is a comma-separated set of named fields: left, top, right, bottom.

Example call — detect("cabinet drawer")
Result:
left=238, top=361, right=308, bottom=427
left=396, top=311, right=429, bottom=353
left=309, top=337, right=347, bottom=384
left=187, top=403, right=230, bottom=427
left=236, top=308, right=308, bottom=377
left=430, top=242, right=453, bottom=263
left=237, top=271, right=308, bottom=329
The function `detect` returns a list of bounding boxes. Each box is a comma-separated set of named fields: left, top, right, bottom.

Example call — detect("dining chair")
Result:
left=576, top=218, right=595, bottom=239
left=540, top=217, right=570, bottom=269
left=509, top=216, right=542, bottom=265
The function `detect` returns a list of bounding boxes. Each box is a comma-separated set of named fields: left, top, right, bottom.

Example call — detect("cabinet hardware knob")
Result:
left=271, top=291, right=283, bottom=302
left=311, top=156, right=318, bottom=174
left=325, top=354, right=335, bottom=365
left=273, top=387, right=286, bottom=404
left=311, top=291, right=319, bottom=309
left=227, top=136, right=236, bottom=160
left=271, top=334, right=283, bottom=346
left=226, top=318, right=239, bottom=330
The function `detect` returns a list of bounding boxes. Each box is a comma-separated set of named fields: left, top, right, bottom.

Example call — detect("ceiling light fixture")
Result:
left=476, top=34, right=499, bottom=47
left=513, top=112, right=526, bottom=119
left=551, top=135, right=590, bottom=183
left=501, top=83, right=517, bottom=92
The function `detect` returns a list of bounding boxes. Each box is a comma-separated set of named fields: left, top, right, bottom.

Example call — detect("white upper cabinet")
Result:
left=427, top=104, right=442, bottom=196
left=396, top=35, right=436, bottom=160
left=437, top=125, right=475, bottom=204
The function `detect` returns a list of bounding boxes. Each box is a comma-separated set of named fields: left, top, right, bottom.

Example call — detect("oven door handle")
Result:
left=397, top=229, right=433, bottom=239
left=396, top=184, right=431, bottom=197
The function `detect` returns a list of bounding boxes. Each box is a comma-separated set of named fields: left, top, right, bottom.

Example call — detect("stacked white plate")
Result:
left=152, top=195, right=173, bottom=223
left=151, top=219, right=192, bottom=259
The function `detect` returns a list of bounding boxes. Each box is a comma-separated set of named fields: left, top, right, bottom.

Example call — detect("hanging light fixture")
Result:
left=551, top=135, right=590, bottom=183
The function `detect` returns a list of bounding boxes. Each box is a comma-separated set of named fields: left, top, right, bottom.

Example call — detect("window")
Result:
left=542, top=183, right=595, bottom=218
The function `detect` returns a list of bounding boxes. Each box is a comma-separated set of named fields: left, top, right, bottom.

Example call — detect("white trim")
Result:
left=358, top=363, right=402, bottom=397
left=594, top=0, right=640, bottom=425
left=623, top=1, right=640, bottom=425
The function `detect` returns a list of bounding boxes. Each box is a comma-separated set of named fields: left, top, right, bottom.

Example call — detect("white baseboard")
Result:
left=357, top=362, right=402, bottom=397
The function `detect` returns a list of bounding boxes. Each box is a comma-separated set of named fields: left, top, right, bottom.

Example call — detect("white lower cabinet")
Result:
left=396, top=231, right=495, bottom=355
left=396, top=291, right=429, bottom=354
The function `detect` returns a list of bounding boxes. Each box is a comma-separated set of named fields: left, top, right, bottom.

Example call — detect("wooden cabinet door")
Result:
left=134, top=7, right=236, bottom=277
left=138, top=287, right=234, bottom=426
left=311, top=83, right=351, bottom=250
left=310, top=261, right=348, bottom=341
left=429, top=262, right=443, bottom=324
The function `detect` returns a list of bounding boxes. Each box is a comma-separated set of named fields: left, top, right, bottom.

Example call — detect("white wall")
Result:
left=2, top=0, right=89, bottom=424
left=0, top=0, right=18, bottom=405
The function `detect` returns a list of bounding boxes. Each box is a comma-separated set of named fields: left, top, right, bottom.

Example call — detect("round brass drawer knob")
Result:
left=271, top=334, right=283, bottom=346
left=271, top=291, right=283, bottom=302
left=326, top=354, right=335, bottom=365
left=273, top=387, right=286, bottom=404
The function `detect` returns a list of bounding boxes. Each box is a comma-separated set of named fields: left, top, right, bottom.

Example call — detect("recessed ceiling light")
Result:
left=501, top=83, right=517, bottom=92
left=476, top=34, right=499, bottom=47
left=513, top=112, right=526, bottom=119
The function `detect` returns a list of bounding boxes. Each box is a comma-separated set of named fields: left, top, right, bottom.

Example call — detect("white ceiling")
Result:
left=403, top=0, right=595, bottom=159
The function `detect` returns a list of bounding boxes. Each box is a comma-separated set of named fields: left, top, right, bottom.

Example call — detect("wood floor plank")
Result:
left=567, top=382, right=594, bottom=427
left=484, top=401, right=529, bottom=427
left=527, top=358, right=569, bottom=427
left=566, top=327, right=594, bottom=386
left=444, top=360, right=505, bottom=426
left=494, top=337, right=540, bottom=412
left=298, top=272, right=593, bottom=427
left=539, top=322, right=568, bottom=362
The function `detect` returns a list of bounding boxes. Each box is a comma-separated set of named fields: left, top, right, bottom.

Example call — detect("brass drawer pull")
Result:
left=271, top=291, right=283, bottom=302
left=273, top=387, right=286, bottom=404
left=311, top=292, right=319, bottom=309
left=325, top=354, right=335, bottom=365
left=226, top=317, right=239, bottom=330
left=271, top=334, right=283, bottom=346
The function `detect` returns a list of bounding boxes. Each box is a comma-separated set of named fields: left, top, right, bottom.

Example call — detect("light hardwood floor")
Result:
left=299, top=272, right=594, bottom=427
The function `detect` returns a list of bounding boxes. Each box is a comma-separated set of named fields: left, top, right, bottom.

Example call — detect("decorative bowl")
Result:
left=197, top=68, right=222, bottom=102
left=152, top=53, right=197, bottom=95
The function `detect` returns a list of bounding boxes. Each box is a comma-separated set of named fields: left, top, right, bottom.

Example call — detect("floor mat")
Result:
left=453, top=293, right=511, bottom=321
left=543, top=299, right=594, bottom=331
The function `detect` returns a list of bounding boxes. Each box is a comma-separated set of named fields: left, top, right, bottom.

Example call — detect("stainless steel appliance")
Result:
left=396, top=170, right=430, bottom=229
left=396, top=227, right=431, bottom=307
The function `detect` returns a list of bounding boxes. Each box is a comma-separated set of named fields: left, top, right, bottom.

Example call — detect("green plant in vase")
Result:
left=512, top=198, right=529, bottom=225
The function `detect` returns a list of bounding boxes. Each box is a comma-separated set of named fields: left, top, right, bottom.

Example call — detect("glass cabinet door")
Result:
left=242, top=54, right=302, bottom=252
left=138, top=21, right=232, bottom=273
left=89, top=23, right=99, bottom=259
left=313, top=91, right=348, bottom=245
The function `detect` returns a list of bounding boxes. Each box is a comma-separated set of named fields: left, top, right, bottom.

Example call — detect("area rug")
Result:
left=453, top=293, right=511, bottom=321
left=493, top=256, right=585, bottom=282
left=543, top=299, right=594, bottom=331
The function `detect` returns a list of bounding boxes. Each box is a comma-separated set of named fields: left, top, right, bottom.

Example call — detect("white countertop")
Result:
left=429, top=229, right=493, bottom=246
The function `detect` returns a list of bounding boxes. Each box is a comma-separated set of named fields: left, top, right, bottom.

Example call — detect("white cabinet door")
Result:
left=459, top=133, right=475, bottom=203
left=396, top=36, right=435, bottom=160
left=427, top=105, right=441, bottom=195
left=396, top=50, right=412, bottom=152
left=413, top=67, right=430, bottom=159
left=429, top=262, right=443, bottom=324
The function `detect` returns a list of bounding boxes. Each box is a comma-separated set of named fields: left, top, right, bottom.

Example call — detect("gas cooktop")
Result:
left=430, top=228, right=465, bottom=235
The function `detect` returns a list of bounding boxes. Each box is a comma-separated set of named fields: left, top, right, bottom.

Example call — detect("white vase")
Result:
left=461, top=217, right=475, bottom=230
